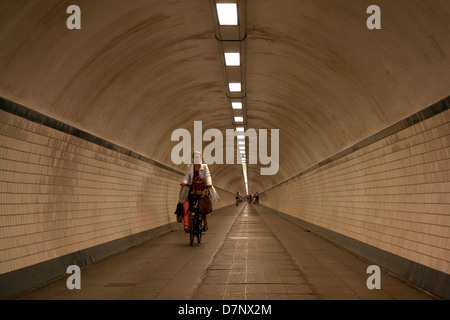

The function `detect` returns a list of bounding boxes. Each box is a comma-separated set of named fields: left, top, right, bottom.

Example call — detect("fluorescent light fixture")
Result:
left=236, top=127, right=244, bottom=132
left=239, top=146, right=245, bottom=150
left=232, top=102, right=243, bottom=109
left=216, top=3, right=238, bottom=25
left=229, top=82, right=241, bottom=92
left=237, top=135, right=245, bottom=140
left=234, top=116, right=244, bottom=122
left=240, top=150, right=245, bottom=154
left=225, top=52, right=240, bottom=66
left=238, top=141, right=245, bottom=145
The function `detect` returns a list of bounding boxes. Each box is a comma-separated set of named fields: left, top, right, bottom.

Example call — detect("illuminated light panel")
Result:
left=232, top=102, right=243, bottom=109
left=234, top=116, right=244, bottom=122
left=216, top=3, right=238, bottom=25
left=225, top=52, right=240, bottom=66
left=229, top=82, right=241, bottom=92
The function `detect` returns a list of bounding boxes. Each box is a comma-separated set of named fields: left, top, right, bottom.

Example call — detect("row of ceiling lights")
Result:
left=213, top=1, right=249, bottom=194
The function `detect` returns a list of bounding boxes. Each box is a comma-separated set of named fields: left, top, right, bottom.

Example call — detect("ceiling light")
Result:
left=229, top=82, right=241, bottom=92
left=216, top=3, right=238, bottom=25
left=238, top=141, right=245, bottom=145
left=237, top=135, right=245, bottom=140
left=236, top=127, right=244, bottom=132
left=225, top=52, right=240, bottom=66
left=232, top=102, right=243, bottom=109
left=234, top=116, right=244, bottom=122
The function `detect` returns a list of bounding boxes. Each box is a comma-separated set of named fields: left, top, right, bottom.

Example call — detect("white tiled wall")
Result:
left=263, top=110, right=450, bottom=275
left=0, top=110, right=233, bottom=275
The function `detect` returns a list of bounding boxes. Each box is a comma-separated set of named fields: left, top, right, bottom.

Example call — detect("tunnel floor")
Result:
left=16, top=204, right=435, bottom=300
left=193, top=204, right=317, bottom=299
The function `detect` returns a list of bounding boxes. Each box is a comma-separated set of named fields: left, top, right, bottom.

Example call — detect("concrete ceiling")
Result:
left=1, top=0, right=449, bottom=194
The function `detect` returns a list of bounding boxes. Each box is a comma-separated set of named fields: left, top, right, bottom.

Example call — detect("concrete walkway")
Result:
left=16, top=203, right=435, bottom=300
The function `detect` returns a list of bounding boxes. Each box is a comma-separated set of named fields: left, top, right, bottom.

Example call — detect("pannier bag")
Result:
left=197, top=194, right=213, bottom=214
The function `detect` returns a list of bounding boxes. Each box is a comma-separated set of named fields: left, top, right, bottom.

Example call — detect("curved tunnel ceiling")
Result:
left=0, top=0, right=449, bottom=194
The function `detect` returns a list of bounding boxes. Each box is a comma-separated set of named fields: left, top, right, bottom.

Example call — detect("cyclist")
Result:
left=180, top=151, right=213, bottom=232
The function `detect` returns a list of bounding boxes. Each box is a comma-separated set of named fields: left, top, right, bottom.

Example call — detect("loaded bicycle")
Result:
left=184, top=185, right=211, bottom=246
left=189, top=198, right=203, bottom=246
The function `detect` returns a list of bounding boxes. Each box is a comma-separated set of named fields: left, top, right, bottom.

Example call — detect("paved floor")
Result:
left=16, top=203, right=435, bottom=300
left=194, top=205, right=316, bottom=300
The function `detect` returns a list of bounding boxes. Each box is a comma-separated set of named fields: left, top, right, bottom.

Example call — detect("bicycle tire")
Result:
left=197, top=220, right=202, bottom=244
left=190, top=229, right=194, bottom=246
left=189, top=216, right=195, bottom=246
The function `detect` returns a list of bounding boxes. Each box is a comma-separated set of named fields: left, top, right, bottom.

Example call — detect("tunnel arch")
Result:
left=0, top=0, right=449, bottom=299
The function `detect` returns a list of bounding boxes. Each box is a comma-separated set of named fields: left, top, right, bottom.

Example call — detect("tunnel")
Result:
left=0, top=0, right=449, bottom=300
